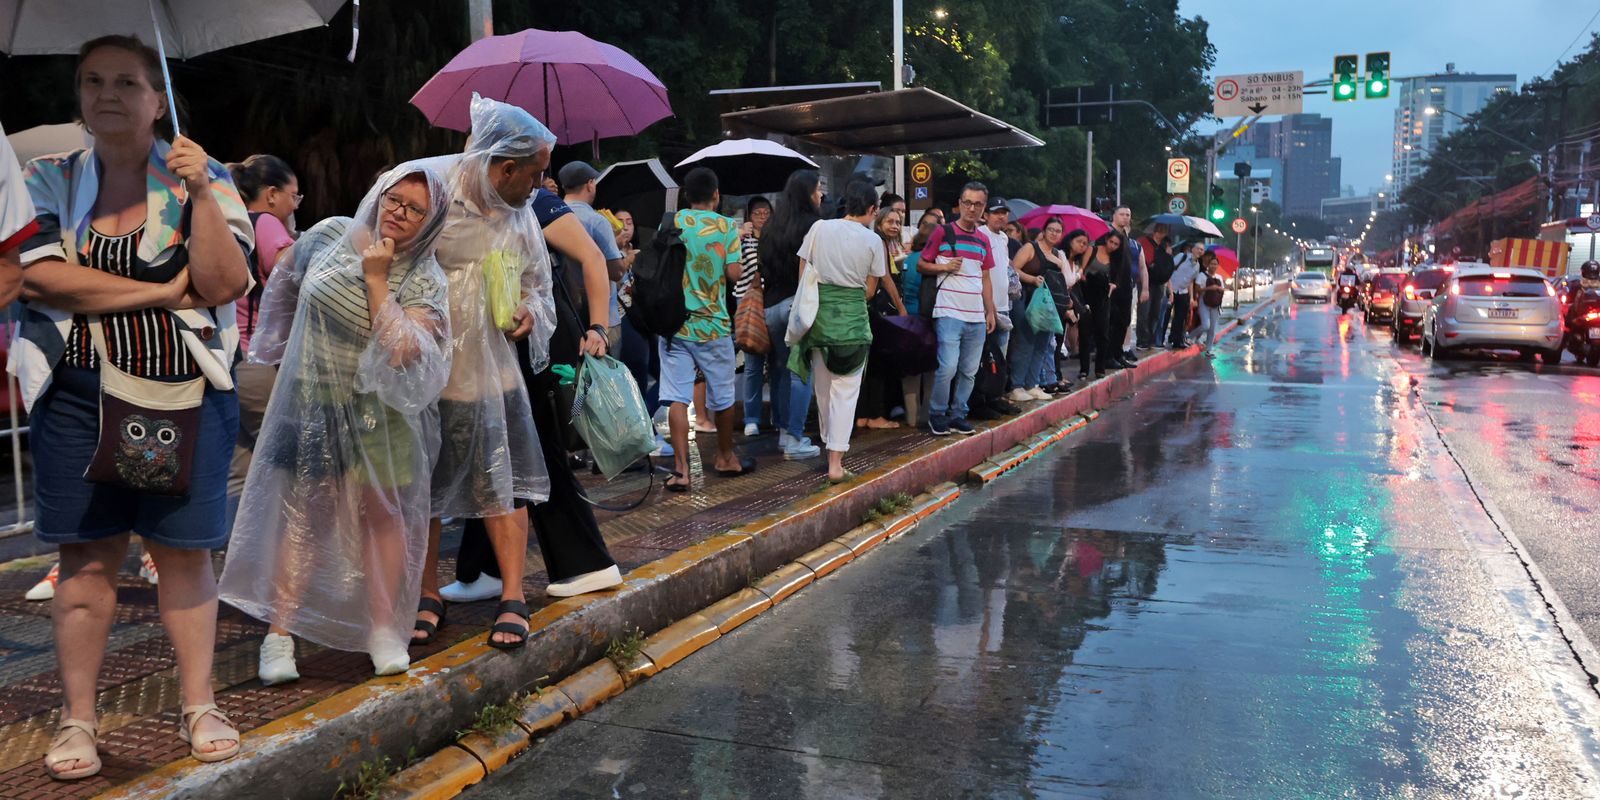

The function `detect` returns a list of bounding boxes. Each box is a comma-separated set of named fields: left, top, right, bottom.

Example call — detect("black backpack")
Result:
left=626, top=216, right=689, bottom=339
left=974, top=336, right=1008, bottom=399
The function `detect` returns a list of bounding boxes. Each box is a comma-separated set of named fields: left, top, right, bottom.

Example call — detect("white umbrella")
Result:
left=1, top=0, right=348, bottom=136
left=1182, top=216, right=1225, bottom=238
left=6, top=123, right=93, bottom=164
left=674, top=139, right=818, bottom=197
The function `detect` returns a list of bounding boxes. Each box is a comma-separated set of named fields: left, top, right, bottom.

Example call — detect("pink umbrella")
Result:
left=1015, top=204, right=1110, bottom=240
left=1206, top=245, right=1240, bottom=277
left=410, top=29, right=672, bottom=145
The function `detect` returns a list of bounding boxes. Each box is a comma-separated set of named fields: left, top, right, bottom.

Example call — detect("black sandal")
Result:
left=410, top=596, right=446, bottom=646
left=488, top=599, right=530, bottom=651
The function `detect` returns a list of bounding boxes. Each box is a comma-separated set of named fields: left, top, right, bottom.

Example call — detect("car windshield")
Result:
left=1457, top=276, right=1548, bottom=298
left=1295, top=273, right=1326, bottom=281
left=1410, top=270, right=1451, bottom=290
left=1372, top=274, right=1403, bottom=291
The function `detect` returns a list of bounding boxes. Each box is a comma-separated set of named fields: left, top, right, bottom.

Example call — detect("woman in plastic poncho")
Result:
left=218, top=162, right=452, bottom=681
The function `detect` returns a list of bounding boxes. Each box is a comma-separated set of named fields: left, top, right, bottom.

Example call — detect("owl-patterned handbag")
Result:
left=81, top=319, right=206, bottom=497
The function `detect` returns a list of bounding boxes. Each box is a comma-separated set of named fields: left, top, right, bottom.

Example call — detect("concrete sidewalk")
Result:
left=0, top=294, right=1280, bottom=800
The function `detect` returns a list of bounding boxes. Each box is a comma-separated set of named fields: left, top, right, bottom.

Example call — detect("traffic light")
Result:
left=1209, top=184, right=1226, bottom=222
left=1365, top=52, right=1390, bottom=99
left=1333, top=54, right=1358, bottom=102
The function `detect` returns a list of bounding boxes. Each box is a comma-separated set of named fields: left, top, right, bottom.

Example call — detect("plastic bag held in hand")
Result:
left=571, top=355, right=656, bottom=480
left=1026, top=285, right=1064, bottom=334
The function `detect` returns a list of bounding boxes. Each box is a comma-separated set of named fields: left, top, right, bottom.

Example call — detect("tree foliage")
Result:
left=0, top=0, right=1215, bottom=221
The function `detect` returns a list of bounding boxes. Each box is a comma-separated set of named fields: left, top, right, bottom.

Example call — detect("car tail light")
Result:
left=1493, top=272, right=1512, bottom=279
left=1546, top=282, right=1556, bottom=297
left=1404, top=284, right=1416, bottom=300
left=1585, top=310, right=1600, bottom=323
left=1450, top=281, right=1460, bottom=296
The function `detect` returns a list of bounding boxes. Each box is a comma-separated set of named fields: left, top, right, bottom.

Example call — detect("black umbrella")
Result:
left=673, top=138, right=819, bottom=196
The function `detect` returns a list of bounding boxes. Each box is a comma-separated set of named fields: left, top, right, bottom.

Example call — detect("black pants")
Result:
left=1107, top=292, right=1133, bottom=358
left=1079, top=298, right=1111, bottom=375
left=455, top=353, right=617, bottom=586
left=1168, top=294, right=1192, bottom=347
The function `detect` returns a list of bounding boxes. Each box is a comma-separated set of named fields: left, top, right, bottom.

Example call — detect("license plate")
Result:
left=1487, top=308, right=1518, bottom=319
left=1588, top=328, right=1600, bottom=340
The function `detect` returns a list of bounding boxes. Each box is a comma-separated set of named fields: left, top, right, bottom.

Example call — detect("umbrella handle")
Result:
left=147, top=0, right=182, bottom=140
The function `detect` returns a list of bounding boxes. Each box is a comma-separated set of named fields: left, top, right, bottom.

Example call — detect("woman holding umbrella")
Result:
left=19, top=36, right=254, bottom=777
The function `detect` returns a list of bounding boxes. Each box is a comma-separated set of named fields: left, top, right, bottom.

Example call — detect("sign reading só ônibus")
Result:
left=1213, top=71, right=1304, bottom=118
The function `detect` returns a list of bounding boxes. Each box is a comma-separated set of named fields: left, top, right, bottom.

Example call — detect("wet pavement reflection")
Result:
left=469, top=300, right=1599, bottom=800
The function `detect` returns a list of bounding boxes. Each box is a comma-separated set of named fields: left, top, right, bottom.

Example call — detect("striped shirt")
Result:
left=919, top=222, right=995, bottom=324
left=61, top=224, right=198, bottom=377
left=733, top=234, right=760, bottom=299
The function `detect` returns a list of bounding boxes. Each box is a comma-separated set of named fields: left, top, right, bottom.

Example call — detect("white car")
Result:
left=1291, top=272, right=1330, bottom=303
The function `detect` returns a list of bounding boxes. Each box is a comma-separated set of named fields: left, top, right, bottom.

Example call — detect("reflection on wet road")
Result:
left=469, top=299, right=1600, bottom=799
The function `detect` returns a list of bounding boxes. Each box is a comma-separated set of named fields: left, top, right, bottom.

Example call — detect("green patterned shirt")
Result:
left=673, top=208, right=740, bottom=342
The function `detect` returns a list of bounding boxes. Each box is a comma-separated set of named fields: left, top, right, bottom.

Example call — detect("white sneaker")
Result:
left=1008, top=388, right=1034, bottom=403
left=1028, top=387, right=1053, bottom=401
left=25, top=564, right=59, bottom=601
left=546, top=564, right=623, bottom=598
left=368, top=635, right=410, bottom=677
left=743, top=423, right=760, bottom=437
left=439, top=574, right=503, bottom=603
left=258, top=633, right=300, bottom=686
left=782, top=438, right=821, bottom=459
left=139, top=552, right=159, bottom=585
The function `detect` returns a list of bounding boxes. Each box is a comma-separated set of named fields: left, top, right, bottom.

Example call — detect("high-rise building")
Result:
left=1241, top=113, right=1342, bottom=220
left=1392, top=66, right=1515, bottom=190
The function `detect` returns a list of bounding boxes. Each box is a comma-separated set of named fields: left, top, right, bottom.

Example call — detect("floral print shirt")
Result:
left=673, top=208, right=740, bottom=342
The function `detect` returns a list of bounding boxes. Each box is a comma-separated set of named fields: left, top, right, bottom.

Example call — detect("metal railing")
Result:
left=2, top=306, right=32, bottom=537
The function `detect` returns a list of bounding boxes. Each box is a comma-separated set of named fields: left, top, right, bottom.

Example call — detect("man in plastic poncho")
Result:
left=414, top=96, right=559, bottom=650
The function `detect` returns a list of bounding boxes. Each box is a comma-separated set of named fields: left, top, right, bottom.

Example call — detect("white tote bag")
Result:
left=785, top=234, right=821, bottom=346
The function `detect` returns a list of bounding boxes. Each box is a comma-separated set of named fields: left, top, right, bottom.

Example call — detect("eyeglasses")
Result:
left=958, top=199, right=984, bottom=208
left=380, top=193, right=427, bottom=222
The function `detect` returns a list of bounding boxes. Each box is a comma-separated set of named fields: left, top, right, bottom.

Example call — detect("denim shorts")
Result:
left=658, top=336, right=736, bottom=412
left=32, top=366, right=239, bottom=550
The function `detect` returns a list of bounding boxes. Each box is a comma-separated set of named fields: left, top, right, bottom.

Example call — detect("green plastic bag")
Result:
left=482, top=248, right=525, bottom=330
left=1026, top=285, right=1064, bottom=334
left=572, top=355, right=656, bottom=480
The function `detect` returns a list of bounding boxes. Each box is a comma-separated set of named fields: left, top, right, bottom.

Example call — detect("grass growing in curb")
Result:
left=859, top=492, right=914, bottom=525
left=605, top=627, right=646, bottom=672
left=333, top=746, right=417, bottom=800
left=457, top=690, right=534, bottom=739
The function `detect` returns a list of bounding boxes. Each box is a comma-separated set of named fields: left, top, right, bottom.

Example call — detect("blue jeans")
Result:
left=931, top=317, right=985, bottom=421
left=1007, top=295, right=1051, bottom=388
left=742, top=296, right=811, bottom=437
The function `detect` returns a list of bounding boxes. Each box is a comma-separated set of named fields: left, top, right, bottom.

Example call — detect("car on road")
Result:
left=1421, top=266, right=1562, bottom=362
left=1393, top=267, right=1454, bottom=342
left=1290, top=271, right=1330, bottom=303
left=1363, top=270, right=1407, bottom=324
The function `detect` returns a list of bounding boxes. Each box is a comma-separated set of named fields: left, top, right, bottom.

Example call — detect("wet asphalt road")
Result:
left=468, top=297, right=1600, bottom=799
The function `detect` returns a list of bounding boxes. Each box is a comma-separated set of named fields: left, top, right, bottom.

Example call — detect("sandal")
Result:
left=44, top=718, right=100, bottom=780
left=712, top=456, right=758, bottom=478
left=410, top=596, right=447, bottom=646
left=488, top=599, right=530, bottom=651
left=178, top=704, right=240, bottom=763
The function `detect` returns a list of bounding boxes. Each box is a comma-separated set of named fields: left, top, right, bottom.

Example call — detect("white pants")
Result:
left=812, top=352, right=864, bottom=453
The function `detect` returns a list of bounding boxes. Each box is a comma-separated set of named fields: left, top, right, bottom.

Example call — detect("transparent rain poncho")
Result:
left=219, top=162, right=453, bottom=657
left=418, top=94, right=557, bottom=518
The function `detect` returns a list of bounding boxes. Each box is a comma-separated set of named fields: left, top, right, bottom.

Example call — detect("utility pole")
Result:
left=1115, top=159, right=1122, bottom=207
left=892, top=0, right=904, bottom=201
left=467, top=0, right=492, bottom=40
left=1085, top=131, right=1094, bottom=207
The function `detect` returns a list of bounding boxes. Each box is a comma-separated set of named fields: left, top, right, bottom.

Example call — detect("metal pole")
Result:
left=467, top=0, right=492, bottom=40
left=1085, top=131, right=1094, bottom=208
left=1115, top=159, right=1122, bottom=207
left=892, top=0, right=904, bottom=202
left=1252, top=207, right=1260, bottom=301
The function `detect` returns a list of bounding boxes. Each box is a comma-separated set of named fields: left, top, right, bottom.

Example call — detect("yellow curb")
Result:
left=555, top=660, right=624, bottom=715
left=515, top=688, right=578, bottom=738
left=701, top=587, right=774, bottom=634
left=911, top=484, right=961, bottom=520
left=638, top=612, right=720, bottom=671
left=379, top=744, right=484, bottom=800
left=836, top=522, right=890, bottom=556
left=614, top=651, right=660, bottom=687
left=795, top=540, right=854, bottom=580
left=454, top=725, right=529, bottom=773
left=623, top=531, right=754, bottom=583
left=751, top=561, right=815, bottom=604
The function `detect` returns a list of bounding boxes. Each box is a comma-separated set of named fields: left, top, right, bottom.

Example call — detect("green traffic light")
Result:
left=1366, top=78, right=1387, bottom=98
left=1336, top=83, right=1354, bottom=98
left=1210, top=207, right=1226, bottom=221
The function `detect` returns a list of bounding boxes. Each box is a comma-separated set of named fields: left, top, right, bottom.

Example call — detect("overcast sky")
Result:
left=1178, top=0, right=1600, bottom=194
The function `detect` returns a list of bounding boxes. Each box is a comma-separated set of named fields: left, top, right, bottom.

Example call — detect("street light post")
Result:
left=1251, top=205, right=1260, bottom=302
left=892, top=0, right=905, bottom=200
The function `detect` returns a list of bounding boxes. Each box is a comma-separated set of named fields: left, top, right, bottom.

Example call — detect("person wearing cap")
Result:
left=557, top=161, right=630, bottom=347
left=976, top=197, right=1022, bottom=418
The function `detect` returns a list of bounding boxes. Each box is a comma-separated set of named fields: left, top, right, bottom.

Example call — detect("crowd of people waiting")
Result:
left=0, top=34, right=1234, bottom=782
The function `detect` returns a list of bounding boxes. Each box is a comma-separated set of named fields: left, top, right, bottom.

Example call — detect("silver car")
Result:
left=1421, top=266, right=1562, bottom=362
left=1290, top=272, right=1330, bottom=302
left=1392, top=267, right=1453, bottom=342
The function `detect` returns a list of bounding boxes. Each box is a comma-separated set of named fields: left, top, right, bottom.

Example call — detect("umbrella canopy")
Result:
left=1143, top=213, right=1224, bottom=239
left=0, top=0, right=346, bottom=56
left=6, top=122, right=93, bottom=164
left=1016, top=204, right=1110, bottom=240
left=1207, top=245, right=1240, bottom=277
left=410, top=28, right=672, bottom=145
left=673, top=139, right=817, bottom=197
left=596, top=159, right=678, bottom=248
left=1005, top=198, right=1040, bottom=220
